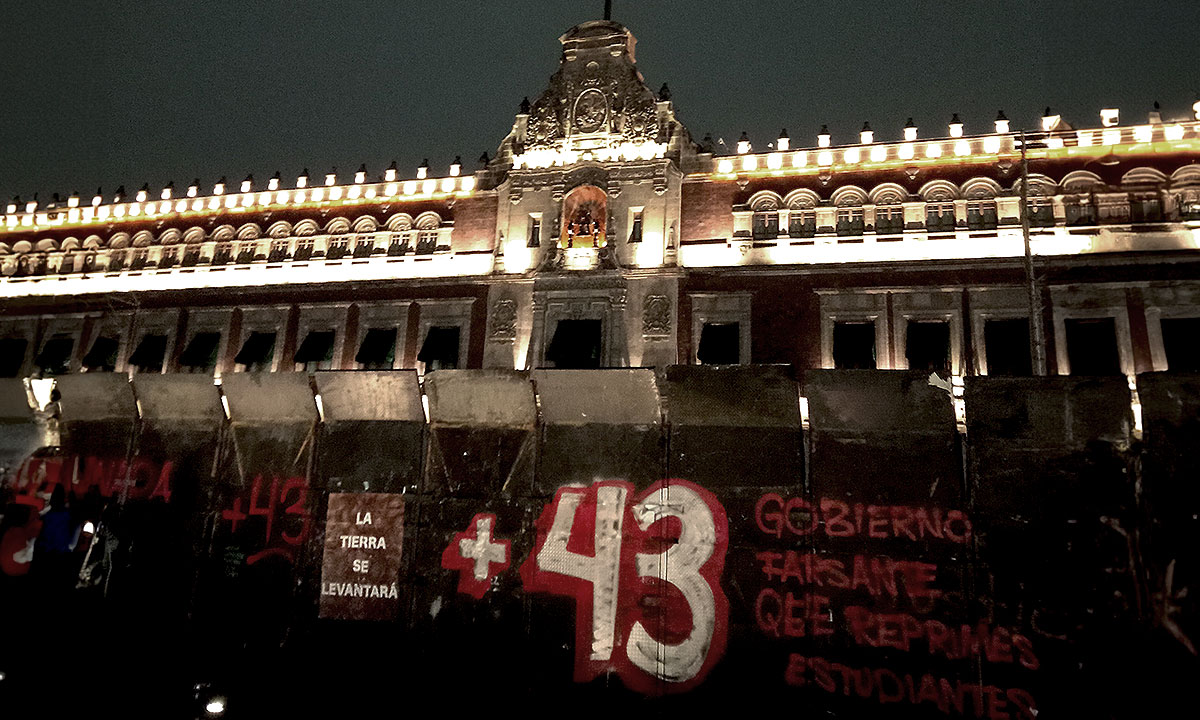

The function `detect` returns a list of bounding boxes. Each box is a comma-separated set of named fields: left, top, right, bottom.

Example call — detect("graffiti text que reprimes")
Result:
left=755, top=494, right=972, bottom=543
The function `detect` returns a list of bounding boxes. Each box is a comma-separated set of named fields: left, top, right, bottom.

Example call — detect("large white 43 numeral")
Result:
left=524, top=480, right=728, bottom=694
left=535, top=484, right=628, bottom=662
left=627, top=483, right=718, bottom=683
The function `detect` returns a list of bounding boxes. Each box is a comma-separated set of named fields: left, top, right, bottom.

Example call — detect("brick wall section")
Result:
left=450, top=194, right=499, bottom=252
left=680, top=181, right=735, bottom=242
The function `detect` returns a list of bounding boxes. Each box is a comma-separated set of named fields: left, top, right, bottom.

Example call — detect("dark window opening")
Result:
left=833, top=322, right=876, bottom=369
left=418, top=326, right=461, bottom=372
left=326, top=239, right=349, bottom=260
left=235, top=244, right=256, bottom=264
left=356, top=328, right=398, bottom=369
left=875, top=207, right=904, bottom=235
left=697, top=322, right=741, bottom=365
left=1161, top=317, right=1200, bottom=372
left=752, top=212, right=779, bottom=240
left=415, top=231, right=438, bottom=254
left=294, top=330, right=336, bottom=371
left=268, top=242, right=289, bottom=262
left=967, top=202, right=998, bottom=231
left=108, top=251, right=126, bottom=272
left=984, top=319, right=1032, bottom=376
left=293, top=241, right=313, bottom=261
left=353, top=239, right=374, bottom=258
left=788, top=211, right=816, bottom=239
left=0, top=338, right=28, bottom=377
left=179, top=332, right=220, bottom=373
left=82, top=336, right=119, bottom=372
left=129, top=249, right=148, bottom=271
left=211, top=243, right=232, bottom=265
left=181, top=249, right=200, bottom=267
left=926, top=204, right=956, bottom=232
left=628, top=211, right=643, bottom=243
left=527, top=218, right=542, bottom=248
left=235, top=332, right=276, bottom=372
left=129, top=334, right=168, bottom=373
left=1065, top=317, right=1121, bottom=375
left=836, top=209, right=864, bottom=238
left=545, top=319, right=602, bottom=369
left=35, top=335, right=74, bottom=377
left=905, top=321, right=951, bottom=375
left=1130, top=197, right=1164, bottom=223
left=387, top=234, right=410, bottom=256
left=1065, top=201, right=1097, bottom=226
left=1027, top=200, right=1055, bottom=228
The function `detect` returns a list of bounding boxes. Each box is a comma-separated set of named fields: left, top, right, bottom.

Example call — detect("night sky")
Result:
left=3, top=0, right=1199, bottom=202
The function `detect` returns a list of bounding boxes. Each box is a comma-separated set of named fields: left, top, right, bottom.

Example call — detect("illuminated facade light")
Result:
left=294, top=190, right=306, bottom=203
left=25, top=200, right=37, bottom=213
left=777, top=129, right=789, bottom=151
left=954, top=140, right=971, bottom=156
left=1046, top=136, right=1064, bottom=149
left=240, top=194, right=253, bottom=208
left=1166, top=124, right=1187, bottom=141
left=766, top=152, right=783, bottom=170
left=1041, top=108, right=1061, bottom=132
left=898, top=143, right=914, bottom=160
left=214, top=180, right=225, bottom=195
left=949, top=114, right=964, bottom=138
left=385, top=161, right=397, bottom=182
left=817, top=150, right=833, bottom=166
left=67, top=193, right=80, bottom=208
left=385, top=182, right=398, bottom=197
left=1101, top=108, right=1120, bottom=127
left=717, top=158, right=734, bottom=174
left=994, top=111, right=1009, bottom=134
left=224, top=196, right=236, bottom=209
left=355, top=164, right=367, bottom=184
left=325, top=172, right=337, bottom=186
left=450, top=156, right=462, bottom=176
left=329, top=186, right=343, bottom=200
left=860, top=123, right=873, bottom=144
left=417, top=159, right=430, bottom=180
left=175, top=199, right=187, bottom=213
left=268, top=173, right=280, bottom=191
left=1077, top=131, right=1093, bottom=147
left=925, top=143, right=942, bottom=159
left=403, top=181, right=417, bottom=195
left=460, top=176, right=476, bottom=192
left=192, top=199, right=203, bottom=211
left=792, top=151, right=807, bottom=167
left=348, top=185, right=362, bottom=199
left=297, top=171, right=309, bottom=188
left=312, top=188, right=325, bottom=201
left=187, top=181, right=199, bottom=198
left=1194, top=99, right=1200, bottom=120
left=92, top=191, right=102, bottom=207
left=161, top=185, right=172, bottom=200
left=736, top=131, right=751, bottom=154
left=240, top=176, right=253, bottom=193
left=741, top=154, right=757, bottom=171
left=276, top=191, right=288, bottom=203
left=982, top=136, right=1002, bottom=153
left=843, top=147, right=860, bottom=164
left=869, top=145, right=887, bottom=162
left=903, top=118, right=917, bottom=142
left=1103, top=129, right=1122, bottom=146
left=422, top=179, right=436, bottom=194
left=258, top=192, right=271, bottom=205
left=4, top=202, right=15, bottom=214
left=207, top=197, right=219, bottom=210
left=440, top=177, right=456, bottom=193
left=817, top=125, right=831, bottom=148
left=136, top=187, right=148, bottom=203
left=1133, top=125, right=1153, bottom=143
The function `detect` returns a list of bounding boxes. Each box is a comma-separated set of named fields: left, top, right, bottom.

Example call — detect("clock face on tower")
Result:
left=573, top=89, right=608, bottom=133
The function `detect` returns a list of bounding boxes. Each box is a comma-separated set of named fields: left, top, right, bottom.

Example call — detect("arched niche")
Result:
left=560, top=184, right=607, bottom=249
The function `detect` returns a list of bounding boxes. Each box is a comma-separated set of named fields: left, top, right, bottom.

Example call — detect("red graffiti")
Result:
left=754, top=590, right=835, bottom=638
left=520, top=479, right=728, bottom=696
left=0, top=510, right=43, bottom=576
left=785, top=654, right=1037, bottom=720
left=756, top=550, right=939, bottom=602
left=9, top=454, right=173, bottom=506
left=842, top=607, right=1040, bottom=670
left=221, top=475, right=311, bottom=566
left=441, top=513, right=511, bottom=599
left=755, top=494, right=972, bottom=544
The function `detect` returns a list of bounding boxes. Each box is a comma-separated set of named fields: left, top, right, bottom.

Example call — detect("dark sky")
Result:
left=3, top=0, right=1199, bottom=202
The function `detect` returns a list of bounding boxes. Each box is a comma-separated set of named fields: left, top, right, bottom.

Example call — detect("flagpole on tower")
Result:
left=604, top=0, right=612, bottom=20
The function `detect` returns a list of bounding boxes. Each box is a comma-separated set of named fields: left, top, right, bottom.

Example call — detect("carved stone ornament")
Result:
left=574, top=89, right=609, bottom=133
left=642, top=294, right=672, bottom=337
left=489, top=299, right=518, bottom=341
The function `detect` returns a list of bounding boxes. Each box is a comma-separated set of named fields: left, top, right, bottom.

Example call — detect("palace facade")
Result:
left=3, top=19, right=1200, bottom=389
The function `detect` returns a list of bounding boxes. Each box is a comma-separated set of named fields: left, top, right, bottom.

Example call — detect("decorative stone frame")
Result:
left=294, top=304, right=351, bottom=372
left=231, top=306, right=289, bottom=374
left=127, top=309, right=182, bottom=376
left=967, top=287, right=1033, bottom=376
left=0, top=316, right=39, bottom=378
left=352, top=302, right=410, bottom=370
left=1139, top=282, right=1200, bottom=371
left=528, top=284, right=629, bottom=369
left=1050, top=285, right=1134, bottom=376
left=890, top=289, right=964, bottom=375
left=817, top=290, right=890, bottom=369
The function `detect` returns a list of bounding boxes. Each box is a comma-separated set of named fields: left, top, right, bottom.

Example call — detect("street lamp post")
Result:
left=1019, top=130, right=1048, bottom=375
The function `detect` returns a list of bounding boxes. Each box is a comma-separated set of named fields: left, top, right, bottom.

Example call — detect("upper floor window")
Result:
left=905, top=321, right=950, bottom=375
left=833, top=322, right=876, bottom=369
left=353, top=235, right=376, bottom=258
left=1177, top=191, right=1200, bottom=221
left=356, top=328, right=398, bottom=369
left=1129, top=195, right=1164, bottom=223
left=1027, top=198, right=1055, bottom=228
left=752, top=210, right=779, bottom=240
left=628, top=210, right=644, bottom=243
left=82, top=336, right=119, bottom=372
left=179, top=332, right=220, bottom=374
left=35, top=335, right=74, bottom=377
left=835, top=208, right=864, bottom=238
left=235, top=242, right=256, bottom=264
left=788, top=210, right=816, bottom=240
left=527, top=216, right=542, bottom=247
left=294, top=330, right=335, bottom=371
left=697, top=322, right=740, bottom=365
left=1064, top=317, right=1121, bottom=375
left=925, top=202, right=956, bottom=232
left=130, top=248, right=148, bottom=271
left=966, top=200, right=998, bottom=231
left=326, top=236, right=350, bottom=260
left=874, top=205, right=904, bottom=236
left=416, top=230, right=439, bottom=255
left=1161, top=317, right=1200, bottom=372
left=1064, top=199, right=1096, bottom=226
left=211, top=243, right=232, bottom=265
left=108, top=250, right=127, bottom=271
left=294, top=238, right=314, bottom=261
left=268, top=240, right=289, bottom=262
left=418, top=326, right=461, bottom=371
left=984, top=318, right=1032, bottom=376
